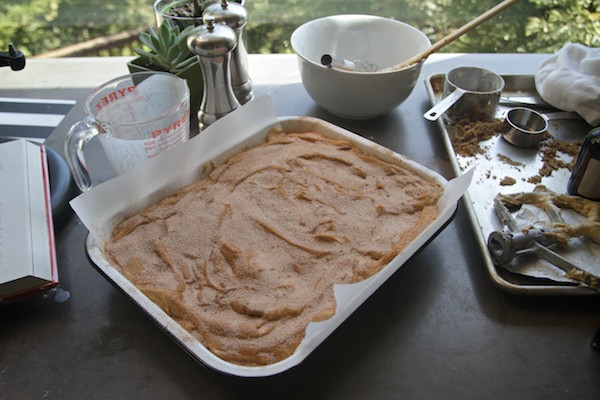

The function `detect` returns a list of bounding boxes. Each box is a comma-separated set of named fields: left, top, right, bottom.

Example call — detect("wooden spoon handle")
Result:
left=385, top=0, right=521, bottom=71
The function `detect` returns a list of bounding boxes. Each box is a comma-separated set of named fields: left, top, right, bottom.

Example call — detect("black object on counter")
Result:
left=0, top=44, right=26, bottom=71
left=46, top=146, right=76, bottom=231
left=592, top=323, right=600, bottom=352
left=567, top=127, right=600, bottom=200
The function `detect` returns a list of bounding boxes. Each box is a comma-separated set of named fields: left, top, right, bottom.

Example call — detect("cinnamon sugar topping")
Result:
left=105, top=129, right=443, bottom=366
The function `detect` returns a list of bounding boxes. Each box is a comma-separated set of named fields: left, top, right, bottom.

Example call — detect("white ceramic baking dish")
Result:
left=75, top=96, right=469, bottom=377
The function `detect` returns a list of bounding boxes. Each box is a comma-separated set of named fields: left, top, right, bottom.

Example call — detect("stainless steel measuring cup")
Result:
left=502, top=107, right=547, bottom=147
left=501, top=107, right=581, bottom=148
left=424, top=66, right=505, bottom=121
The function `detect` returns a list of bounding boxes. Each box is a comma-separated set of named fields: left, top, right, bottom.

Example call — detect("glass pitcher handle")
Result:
left=64, top=116, right=99, bottom=192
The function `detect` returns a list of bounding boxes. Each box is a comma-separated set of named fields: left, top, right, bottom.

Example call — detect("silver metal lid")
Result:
left=187, top=15, right=237, bottom=57
left=203, top=0, right=248, bottom=30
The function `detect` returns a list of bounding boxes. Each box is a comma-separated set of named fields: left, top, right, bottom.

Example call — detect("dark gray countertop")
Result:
left=1, top=54, right=599, bottom=399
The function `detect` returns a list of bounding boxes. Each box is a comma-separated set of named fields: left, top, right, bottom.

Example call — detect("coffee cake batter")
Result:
left=105, top=128, right=443, bottom=366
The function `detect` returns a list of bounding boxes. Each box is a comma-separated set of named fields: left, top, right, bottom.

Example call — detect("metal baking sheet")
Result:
left=425, top=73, right=598, bottom=295
left=77, top=97, right=468, bottom=377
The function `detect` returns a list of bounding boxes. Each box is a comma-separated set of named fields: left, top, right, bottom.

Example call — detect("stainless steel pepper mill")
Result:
left=188, top=15, right=240, bottom=132
left=204, top=0, right=253, bottom=104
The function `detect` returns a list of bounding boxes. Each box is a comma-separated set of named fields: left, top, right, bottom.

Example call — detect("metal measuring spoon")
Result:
left=320, top=54, right=379, bottom=72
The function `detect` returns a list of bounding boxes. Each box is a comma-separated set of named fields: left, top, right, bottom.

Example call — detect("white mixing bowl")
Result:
left=291, top=14, right=431, bottom=119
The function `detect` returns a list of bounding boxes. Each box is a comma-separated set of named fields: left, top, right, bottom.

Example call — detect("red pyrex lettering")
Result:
left=151, top=110, right=190, bottom=139
left=95, top=86, right=136, bottom=111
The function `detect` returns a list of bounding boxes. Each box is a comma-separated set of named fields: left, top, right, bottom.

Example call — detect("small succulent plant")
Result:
left=134, top=20, right=197, bottom=75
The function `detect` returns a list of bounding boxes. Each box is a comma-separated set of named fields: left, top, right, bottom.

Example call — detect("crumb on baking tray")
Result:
left=538, top=137, right=581, bottom=177
left=500, top=176, right=517, bottom=186
left=527, top=175, right=543, bottom=184
left=497, top=153, right=524, bottom=167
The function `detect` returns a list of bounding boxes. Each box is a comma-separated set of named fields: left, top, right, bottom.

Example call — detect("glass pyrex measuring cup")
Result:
left=65, top=71, right=190, bottom=192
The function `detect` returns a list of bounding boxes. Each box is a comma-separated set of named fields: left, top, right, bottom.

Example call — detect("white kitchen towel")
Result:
left=535, top=43, right=600, bottom=126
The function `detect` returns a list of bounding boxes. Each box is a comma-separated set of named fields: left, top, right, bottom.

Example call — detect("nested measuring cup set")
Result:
left=424, top=66, right=577, bottom=148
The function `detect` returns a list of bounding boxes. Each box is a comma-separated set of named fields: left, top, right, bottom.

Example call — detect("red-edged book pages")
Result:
left=0, top=139, right=58, bottom=302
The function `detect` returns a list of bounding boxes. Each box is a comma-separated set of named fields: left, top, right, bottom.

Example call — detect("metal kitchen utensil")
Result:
left=424, top=66, right=505, bottom=121
left=502, top=107, right=547, bottom=147
left=502, top=107, right=582, bottom=148
left=487, top=197, right=600, bottom=292
left=488, top=229, right=571, bottom=268
left=500, top=95, right=555, bottom=109
left=320, top=54, right=379, bottom=72
left=488, top=230, right=600, bottom=291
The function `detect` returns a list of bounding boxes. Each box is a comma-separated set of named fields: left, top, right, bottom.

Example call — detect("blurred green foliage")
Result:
left=0, top=0, right=598, bottom=57
left=0, top=0, right=154, bottom=56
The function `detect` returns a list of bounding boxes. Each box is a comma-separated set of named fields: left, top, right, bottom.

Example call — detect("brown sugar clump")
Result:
left=527, top=175, right=543, bottom=184
left=497, top=153, right=524, bottom=167
left=446, top=115, right=582, bottom=181
left=447, top=118, right=505, bottom=157
left=500, top=176, right=517, bottom=186
left=538, top=137, right=581, bottom=177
